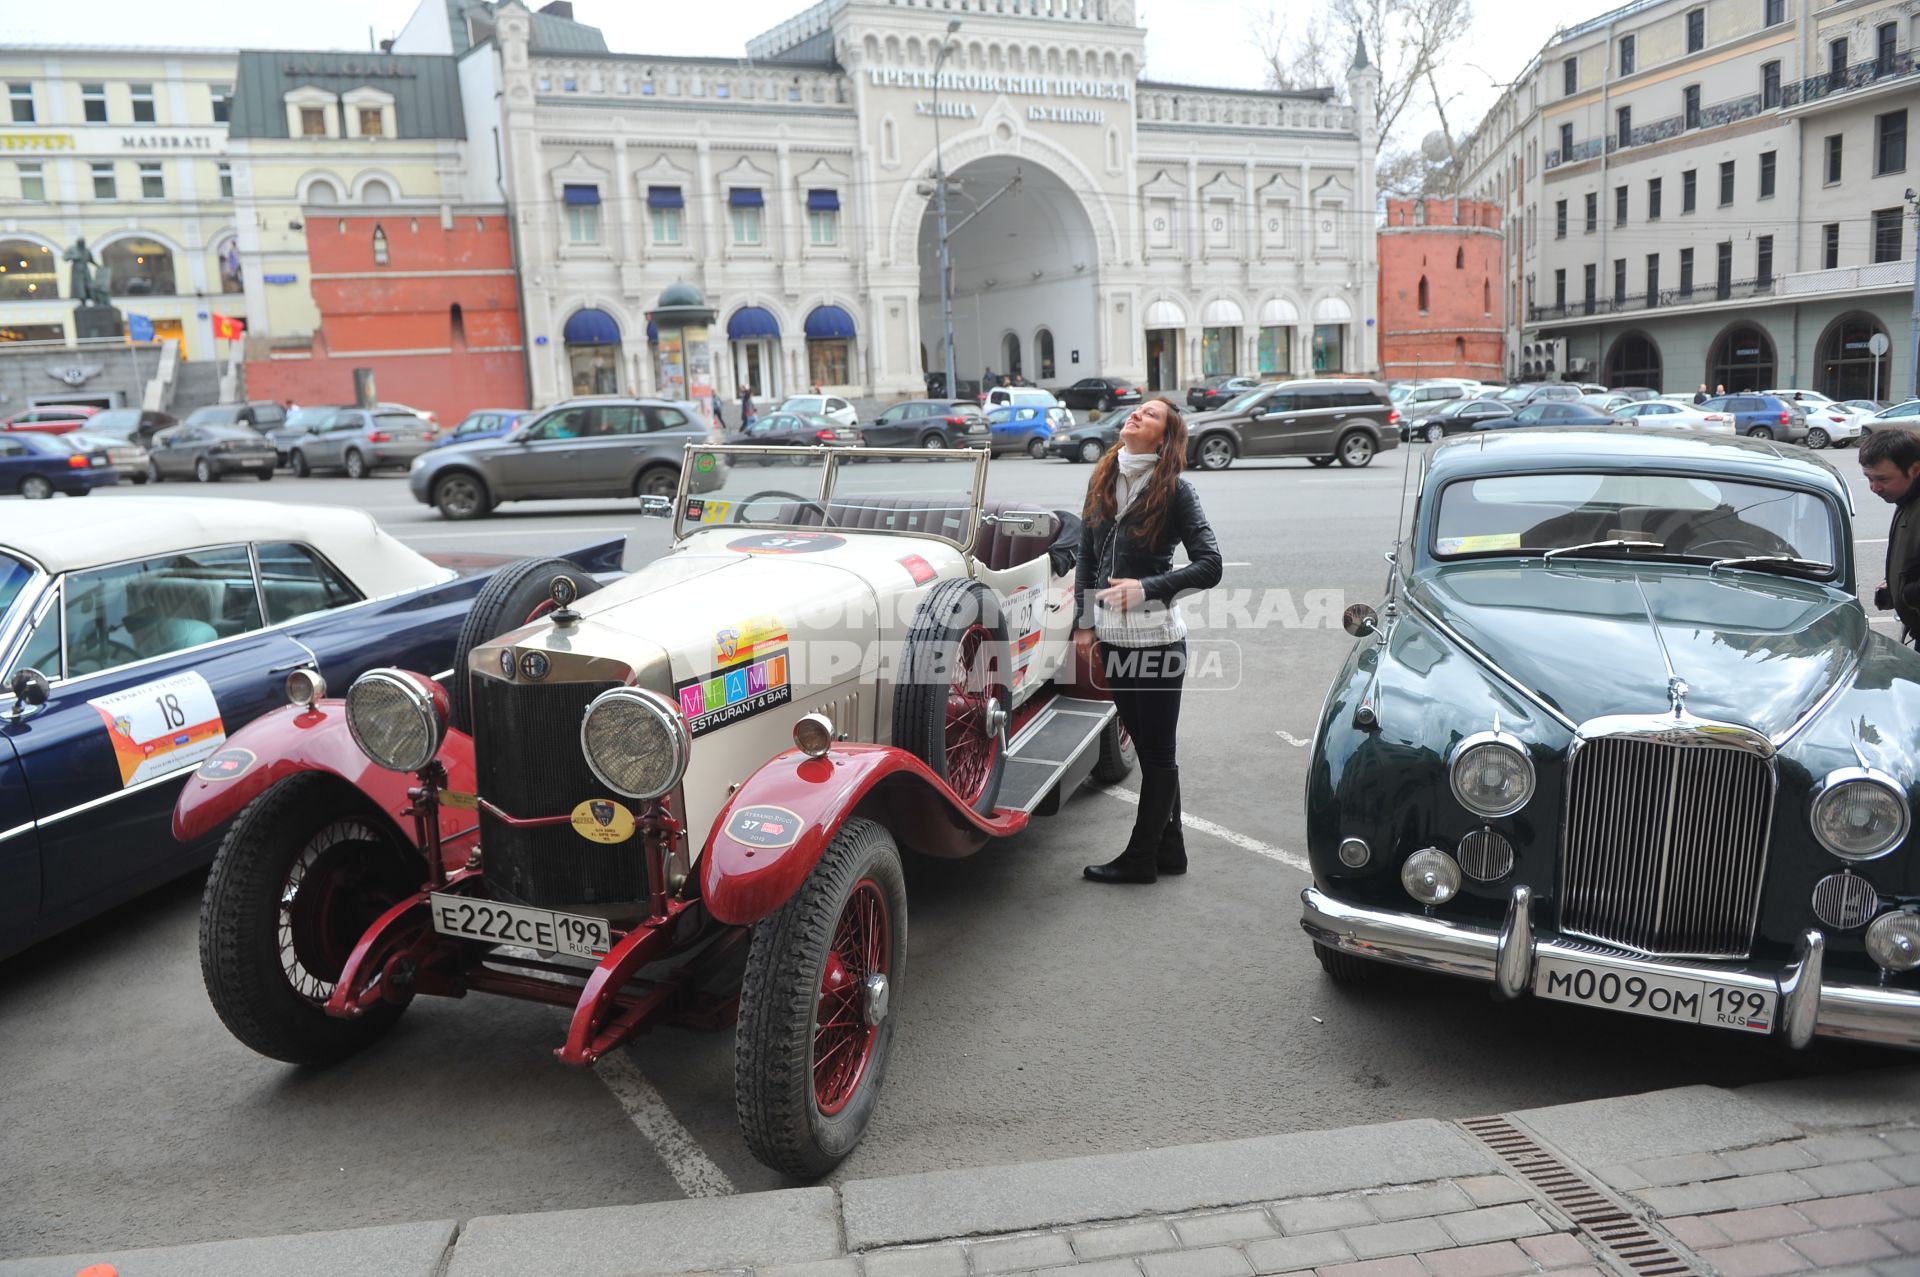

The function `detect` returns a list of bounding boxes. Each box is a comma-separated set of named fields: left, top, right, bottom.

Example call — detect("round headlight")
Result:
left=1449, top=732, right=1534, bottom=818
left=581, top=687, right=692, bottom=801
left=1865, top=910, right=1920, bottom=972
left=1401, top=848, right=1462, bottom=905
left=1338, top=837, right=1371, bottom=868
left=793, top=712, right=835, bottom=759
left=1810, top=770, right=1909, bottom=861
left=285, top=666, right=327, bottom=709
left=345, top=670, right=446, bottom=773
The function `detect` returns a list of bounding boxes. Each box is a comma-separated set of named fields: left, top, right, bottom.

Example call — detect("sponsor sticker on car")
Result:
left=88, top=671, right=226, bottom=786
left=675, top=649, right=792, bottom=737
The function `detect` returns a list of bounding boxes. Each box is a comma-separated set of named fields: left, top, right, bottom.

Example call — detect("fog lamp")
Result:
left=581, top=687, right=692, bottom=801
left=1448, top=732, right=1534, bottom=818
left=793, top=712, right=835, bottom=759
left=1401, top=848, right=1461, bottom=906
left=345, top=670, right=446, bottom=773
left=1865, top=910, right=1920, bottom=973
left=285, top=667, right=327, bottom=709
left=1810, top=769, right=1909, bottom=861
left=1337, top=837, right=1371, bottom=868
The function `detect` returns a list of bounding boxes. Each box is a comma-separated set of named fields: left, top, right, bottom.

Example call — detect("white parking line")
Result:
left=1273, top=730, right=1312, bottom=747
left=1098, top=787, right=1311, bottom=874
left=594, top=1051, right=736, bottom=1198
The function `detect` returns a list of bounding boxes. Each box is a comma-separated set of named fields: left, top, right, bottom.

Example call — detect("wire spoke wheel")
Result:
left=813, top=879, right=890, bottom=1116
left=277, top=820, right=411, bottom=1004
left=941, top=624, right=1000, bottom=806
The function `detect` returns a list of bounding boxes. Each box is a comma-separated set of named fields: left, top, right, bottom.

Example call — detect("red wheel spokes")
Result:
left=941, top=624, right=1002, bottom=804
left=814, top=880, right=889, bottom=1116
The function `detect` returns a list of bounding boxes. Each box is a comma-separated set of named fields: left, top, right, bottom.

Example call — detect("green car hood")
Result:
left=1408, top=560, right=1864, bottom=738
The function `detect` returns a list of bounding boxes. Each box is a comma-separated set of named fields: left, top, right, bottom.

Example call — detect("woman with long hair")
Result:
left=1074, top=396, right=1223, bottom=884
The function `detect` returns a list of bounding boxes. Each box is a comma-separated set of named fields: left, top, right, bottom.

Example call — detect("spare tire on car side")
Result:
left=448, top=556, right=604, bottom=733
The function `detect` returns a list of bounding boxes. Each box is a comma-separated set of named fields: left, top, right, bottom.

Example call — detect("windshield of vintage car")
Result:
left=1431, top=473, right=1840, bottom=573
left=679, top=447, right=981, bottom=546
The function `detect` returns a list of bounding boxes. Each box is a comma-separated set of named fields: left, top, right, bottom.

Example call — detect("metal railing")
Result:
left=1782, top=48, right=1918, bottom=108
left=1546, top=92, right=1762, bottom=169
left=1527, top=276, right=1774, bottom=322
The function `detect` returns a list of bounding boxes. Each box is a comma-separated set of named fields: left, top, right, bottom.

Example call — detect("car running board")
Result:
left=997, top=695, right=1116, bottom=816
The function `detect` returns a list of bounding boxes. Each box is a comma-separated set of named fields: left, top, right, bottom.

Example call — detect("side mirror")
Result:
left=1342, top=603, right=1380, bottom=637
left=7, top=667, right=51, bottom=721
left=639, top=495, right=673, bottom=518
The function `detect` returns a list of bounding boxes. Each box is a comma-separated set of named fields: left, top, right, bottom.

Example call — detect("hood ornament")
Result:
left=547, top=574, right=582, bottom=627
left=1668, top=676, right=1690, bottom=717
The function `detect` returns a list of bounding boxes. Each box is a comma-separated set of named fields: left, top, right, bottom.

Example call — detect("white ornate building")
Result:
left=455, top=0, right=1378, bottom=404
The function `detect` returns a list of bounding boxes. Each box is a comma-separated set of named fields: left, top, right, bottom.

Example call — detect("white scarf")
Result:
left=1113, top=449, right=1158, bottom=519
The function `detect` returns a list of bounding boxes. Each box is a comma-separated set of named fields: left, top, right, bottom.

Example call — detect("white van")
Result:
left=984, top=386, right=1061, bottom=411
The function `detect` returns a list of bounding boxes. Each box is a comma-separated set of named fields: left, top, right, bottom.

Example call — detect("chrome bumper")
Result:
left=1301, top=885, right=1920, bottom=1052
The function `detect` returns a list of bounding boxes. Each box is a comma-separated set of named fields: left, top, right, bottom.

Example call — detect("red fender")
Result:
left=700, top=743, right=1029, bottom=926
left=172, top=697, right=478, bottom=875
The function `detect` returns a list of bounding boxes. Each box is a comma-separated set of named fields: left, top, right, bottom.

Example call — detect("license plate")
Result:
left=90, top=456, right=107, bottom=466
left=1534, top=953, right=1775, bottom=1034
left=429, top=892, right=610, bottom=958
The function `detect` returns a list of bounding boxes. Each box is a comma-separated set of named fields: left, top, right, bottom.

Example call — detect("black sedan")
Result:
left=726, top=411, right=856, bottom=458
left=1493, top=401, right=1620, bottom=430
left=146, top=423, right=278, bottom=482
left=82, top=406, right=177, bottom=447
left=859, top=399, right=991, bottom=449
left=1057, top=377, right=1143, bottom=411
left=1050, top=421, right=1120, bottom=463
left=1404, top=397, right=1515, bottom=442
left=1187, top=375, right=1262, bottom=412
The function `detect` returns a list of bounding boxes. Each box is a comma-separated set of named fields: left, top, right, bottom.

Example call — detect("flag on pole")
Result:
left=127, top=314, right=155, bottom=342
left=212, top=313, right=246, bottom=341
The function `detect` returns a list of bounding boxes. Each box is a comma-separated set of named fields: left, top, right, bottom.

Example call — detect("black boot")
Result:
left=1085, top=764, right=1179, bottom=884
left=1157, top=768, right=1187, bottom=875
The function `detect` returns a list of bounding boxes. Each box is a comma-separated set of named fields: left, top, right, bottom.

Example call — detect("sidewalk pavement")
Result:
left=5, top=1068, right=1915, bottom=1277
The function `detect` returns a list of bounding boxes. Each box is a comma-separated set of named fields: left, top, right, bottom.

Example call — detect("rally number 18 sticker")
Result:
left=87, top=671, right=226, bottom=787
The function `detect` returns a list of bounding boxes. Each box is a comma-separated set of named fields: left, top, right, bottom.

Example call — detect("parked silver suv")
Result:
left=1185, top=378, right=1399, bottom=470
left=287, top=407, right=433, bottom=478
left=407, top=396, right=713, bottom=520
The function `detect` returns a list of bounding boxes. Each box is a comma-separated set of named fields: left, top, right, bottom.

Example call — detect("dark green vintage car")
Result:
left=1304, top=429, right=1919, bottom=1051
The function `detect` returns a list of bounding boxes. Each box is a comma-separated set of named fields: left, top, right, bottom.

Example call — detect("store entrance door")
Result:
left=1145, top=329, right=1178, bottom=392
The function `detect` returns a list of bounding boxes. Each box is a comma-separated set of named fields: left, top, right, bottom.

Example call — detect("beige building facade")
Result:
left=0, top=47, right=245, bottom=366
left=474, top=0, right=1378, bottom=406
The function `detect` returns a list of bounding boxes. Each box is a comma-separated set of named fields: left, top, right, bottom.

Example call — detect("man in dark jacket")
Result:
left=1692, top=384, right=1709, bottom=405
left=1861, top=428, right=1920, bottom=646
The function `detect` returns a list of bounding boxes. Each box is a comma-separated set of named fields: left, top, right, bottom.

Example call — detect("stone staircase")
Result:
left=171, top=360, right=224, bottom=416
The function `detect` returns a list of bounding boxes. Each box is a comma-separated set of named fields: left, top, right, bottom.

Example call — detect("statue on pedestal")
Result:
left=62, top=237, right=114, bottom=308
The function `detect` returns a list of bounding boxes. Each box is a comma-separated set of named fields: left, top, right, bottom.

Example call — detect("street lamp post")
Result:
left=933, top=19, right=960, bottom=401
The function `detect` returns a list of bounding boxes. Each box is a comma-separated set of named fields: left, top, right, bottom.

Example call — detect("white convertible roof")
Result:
left=1, top=497, right=452, bottom=596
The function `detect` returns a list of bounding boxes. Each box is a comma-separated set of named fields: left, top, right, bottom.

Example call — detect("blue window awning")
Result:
left=806, top=189, right=840, bottom=212
left=804, top=304, right=855, bottom=340
left=562, top=184, right=600, bottom=205
left=729, top=188, right=764, bottom=208
left=728, top=306, right=781, bottom=340
left=563, top=308, right=621, bottom=345
left=647, top=185, right=684, bottom=209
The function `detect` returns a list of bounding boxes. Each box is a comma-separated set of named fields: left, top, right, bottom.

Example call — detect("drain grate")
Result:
left=1460, top=1115, right=1701, bottom=1276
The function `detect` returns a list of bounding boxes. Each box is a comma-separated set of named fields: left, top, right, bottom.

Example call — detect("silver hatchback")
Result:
left=287, top=408, right=434, bottom=478
left=407, top=397, right=715, bottom=520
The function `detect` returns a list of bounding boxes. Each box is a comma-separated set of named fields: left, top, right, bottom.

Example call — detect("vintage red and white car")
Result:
left=176, top=444, right=1129, bottom=1176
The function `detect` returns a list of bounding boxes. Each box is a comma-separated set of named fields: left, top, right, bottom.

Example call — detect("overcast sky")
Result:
left=5, top=0, right=1566, bottom=154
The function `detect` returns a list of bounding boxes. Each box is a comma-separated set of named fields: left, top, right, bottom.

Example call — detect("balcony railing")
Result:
left=1783, top=49, right=1918, bottom=108
left=1545, top=93, right=1761, bottom=169
left=1525, top=259, right=1915, bottom=324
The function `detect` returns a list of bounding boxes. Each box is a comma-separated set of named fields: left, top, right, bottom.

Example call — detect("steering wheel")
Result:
left=1671, top=531, right=1796, bottom=559
left=733, top=490, right=829, bottom=525
left=73, top=637, right=143, bottom=674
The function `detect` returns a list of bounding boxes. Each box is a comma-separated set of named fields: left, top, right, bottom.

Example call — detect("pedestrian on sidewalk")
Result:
left=740, top=383, right=756, bottom=427
left=1073, top=396, right=1222, bottom=884
left=1693, top=384, right=1709, bottom=405
left=1862, top=428, right=1920, bottom=650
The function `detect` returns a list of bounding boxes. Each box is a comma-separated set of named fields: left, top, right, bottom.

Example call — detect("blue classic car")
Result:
left=0, top=497, right=619, bottom=959
left=1304, top=430, right=1918, bottom=1051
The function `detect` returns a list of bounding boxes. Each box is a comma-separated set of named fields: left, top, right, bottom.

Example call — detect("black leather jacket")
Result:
left=1074, top=477, right=1223, bottom=629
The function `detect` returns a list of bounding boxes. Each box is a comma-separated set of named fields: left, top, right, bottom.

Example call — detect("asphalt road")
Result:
left=1, top=440, right=1907, bottom=1259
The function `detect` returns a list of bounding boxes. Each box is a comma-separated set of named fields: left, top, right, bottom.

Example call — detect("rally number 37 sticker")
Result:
left=87, top=671, right=226, bottom=787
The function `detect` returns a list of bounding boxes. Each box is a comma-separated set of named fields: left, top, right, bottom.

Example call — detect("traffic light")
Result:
left=1519, top=339, right=1568, bottom=380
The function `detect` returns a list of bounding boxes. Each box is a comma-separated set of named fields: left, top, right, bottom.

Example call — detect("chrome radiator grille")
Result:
left=1559, top=735, right=1773, bottom=958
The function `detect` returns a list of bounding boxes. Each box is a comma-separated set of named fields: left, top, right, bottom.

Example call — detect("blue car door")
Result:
left=0, top=732, right=38, bottom=941
left=0, top=435, right=42, bottom=492
left=17, top=545, right=311, bottom=920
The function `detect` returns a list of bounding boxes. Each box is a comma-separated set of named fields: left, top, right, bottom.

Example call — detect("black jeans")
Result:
left=1099, top=639, right=1186, bottom=769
